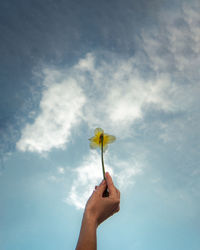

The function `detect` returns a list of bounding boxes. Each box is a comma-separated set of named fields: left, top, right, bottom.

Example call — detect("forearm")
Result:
left=76, top=211, right=97, bottom=250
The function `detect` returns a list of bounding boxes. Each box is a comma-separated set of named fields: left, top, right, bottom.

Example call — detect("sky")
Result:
left=0, top=0, right=200, bottom=249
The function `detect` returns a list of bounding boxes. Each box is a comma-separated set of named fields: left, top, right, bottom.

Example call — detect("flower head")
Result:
left=89, top=128, right=116, bottom=152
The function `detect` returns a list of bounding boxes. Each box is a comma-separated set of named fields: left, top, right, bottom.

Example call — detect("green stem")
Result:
left=100, top=135, right=106, bottom=180
left=100, top=135, right=109, bottom=197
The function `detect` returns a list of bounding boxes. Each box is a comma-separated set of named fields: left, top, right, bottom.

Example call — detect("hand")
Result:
left=84, top=172, right=120, bottom=227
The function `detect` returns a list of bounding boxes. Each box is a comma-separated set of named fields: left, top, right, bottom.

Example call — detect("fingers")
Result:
left=96, top=179, right=107, bottom=195
left=105, top=172, right=116, bottom=196
left=95, top=173, right=121, bottom=200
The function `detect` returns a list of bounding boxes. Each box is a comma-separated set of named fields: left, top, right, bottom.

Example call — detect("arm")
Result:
left=75, top=172, right=120, bottom=250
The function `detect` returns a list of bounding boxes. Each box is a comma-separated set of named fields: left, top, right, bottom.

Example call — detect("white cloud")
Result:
left=66, top=151, right=143, bottom=209
left=113, top=158, right=143, bottom=190
left=77, top=58, right=182, bottom=137
left=17, top=54, right=178, bottom=153
left=79, top=2, right=200, bottom=140
left=140, top=1, right=200, bottom=80
left=65, top=151, right=112, bottom=209
left=16, top=74, right=86, bottom=153
left=58, top=167, right=65, bottom=174
left=75, top=53, right=95, bottom=72
left=16, top=1, right=200, bottom=153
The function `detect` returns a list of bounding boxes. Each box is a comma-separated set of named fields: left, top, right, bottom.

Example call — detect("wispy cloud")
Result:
left=16, top=53, right=181, bottom=153
left=65, top=151, right=143, bottom=209
left=139, top=1, right=200, bottom=80
left=16, top=1, right=200, bottom=153
left=16, top=71, right=86, bottom=153
left=65, top=151, right=111, bottom=209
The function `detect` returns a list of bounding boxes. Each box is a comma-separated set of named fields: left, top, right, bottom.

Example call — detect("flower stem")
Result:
left=100, top=135, right=109, bottom=197
left=100, top=135, right=106, bottom=180
left=100, top=134, right=109, bottom=197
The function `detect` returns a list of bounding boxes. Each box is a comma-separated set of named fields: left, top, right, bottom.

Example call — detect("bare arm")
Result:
left=75, top=172, right=120, bottom=250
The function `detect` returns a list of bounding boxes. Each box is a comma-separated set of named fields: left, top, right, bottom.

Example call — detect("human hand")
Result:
left=84, top=172, right=120, bottom=227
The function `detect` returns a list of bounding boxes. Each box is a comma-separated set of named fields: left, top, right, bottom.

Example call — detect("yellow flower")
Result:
left=89, top=128, right=116, bottom=152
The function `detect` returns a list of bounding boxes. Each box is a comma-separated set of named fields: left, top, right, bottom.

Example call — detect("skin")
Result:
left=76, top=172, right=120, bottom=250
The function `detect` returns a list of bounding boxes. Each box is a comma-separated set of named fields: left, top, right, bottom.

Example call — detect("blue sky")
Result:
left=0, top=0, right=200, bottom=249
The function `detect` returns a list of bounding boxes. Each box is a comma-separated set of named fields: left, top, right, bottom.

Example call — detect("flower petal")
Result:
left=104, top=134, right=116, bottom=144
left=89, top=128, right=116, bottom=151
left=94, top=128, right=104, bottom=135
left=90, top=141, right=99, bottom=149
left=89, top=136, right=98, bottom=142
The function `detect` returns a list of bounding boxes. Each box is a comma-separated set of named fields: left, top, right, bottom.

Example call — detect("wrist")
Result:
left=83, top=209, right=98, bottom=229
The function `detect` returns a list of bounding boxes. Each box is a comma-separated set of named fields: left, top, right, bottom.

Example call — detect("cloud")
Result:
left=139, top=1, right=200, bottom=81
left=79, top=2, right=200, bottom=142
left=57, top=167, right=65, bottom=174
left=16, top=0, right=200, bottom=153
left=16, top=72, right=86, bottom=153
left=65, top=151, right=111, bottom=209
left=16, top=54, right=177, bottom=153
left=66, top=151, right=143, bottom=209
left=76, top=56, right=184, bottom=138
left=75, top=53, right=95, bottom=72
